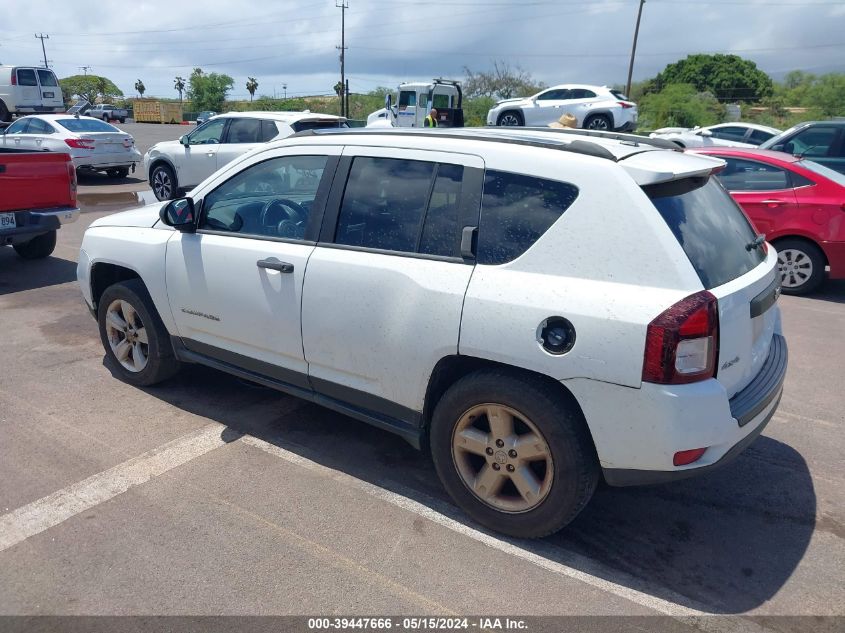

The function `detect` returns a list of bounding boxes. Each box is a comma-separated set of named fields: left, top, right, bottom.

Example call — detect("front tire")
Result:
left=98, top=279, right=180, bottom=387
left=584, top=114, right=612, bottom=130
left=775, top=238, right=825, bottom=295
left=430, top=369, right=599, bottom=538
left=119, top=117, right=126, bottom=123
left=151, top=163, right=178, bottom=201
left=13, top=230, right=56, bottom=259
left=497, top=111, right=524, bottom=127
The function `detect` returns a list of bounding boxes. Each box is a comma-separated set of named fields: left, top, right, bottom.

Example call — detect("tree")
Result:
left=134, top=79, right=146, bottom=97
left=59, top=74, right=123, bottom=104
left=463, top=60, right=545, bottom=100
left=653, top=54, right=773, bottom=103
left=174, top=76, right=186, bottom=102
left=246, top=77, right=259, bottom=102
left=639, top=83, right=723, bottom=129
left=187, top=67, right=234, bottom=112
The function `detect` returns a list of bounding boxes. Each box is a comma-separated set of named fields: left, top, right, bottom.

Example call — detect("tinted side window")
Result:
left=787, top=127, right=837, bottom=157
left=26, top=118, right=55, bottom=134
left=571, top=89, right=597, bottom=99
left=537, top=89, right=570, bottom=101
left=5, top=119, right=29, bottom=134
left=717, top=158, right=791, bottom=191
left=420, top=164, right=464, bottom=257
left=336, top=157, right=435, bottom=252
left=225, top=118, right=261, bottom=144
left=260, top=120, right=280, bottom=142
left=16, top=69, right=37, bottom=86
left=709, top=126, right=747, bottom=142
left=398, top=91, right=416, bottom=108
left=748, top=129, right=774, bottom=145
left=201, top=155, right=329, bottom=240
left=478, top=171, right=579, bottom=265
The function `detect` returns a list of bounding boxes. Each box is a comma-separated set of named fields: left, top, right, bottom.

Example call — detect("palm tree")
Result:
left=246, top=77, right=259, bottom=102
left=134, top=79, right=146, bottom=98
left=174, top=76, right=186, bottom=102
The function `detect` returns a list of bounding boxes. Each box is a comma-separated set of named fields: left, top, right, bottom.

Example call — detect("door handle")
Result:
left=761, top=199, right=786, bottom=206
left=257, top=258, right=294, bottom=273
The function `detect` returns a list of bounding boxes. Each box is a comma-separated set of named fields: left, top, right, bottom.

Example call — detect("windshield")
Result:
left=57, top=118, right=122, bottom=133
left=796, top=159, right=845, bottom=188
left=646, top=177, right=766, bottom=289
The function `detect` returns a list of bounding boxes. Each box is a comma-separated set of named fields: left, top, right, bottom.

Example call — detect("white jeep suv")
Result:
left=486, top=84, right=637, bottom=131
left=79, top=127, right=786, bottom=538
left=143, top=111, right=347, bottom=201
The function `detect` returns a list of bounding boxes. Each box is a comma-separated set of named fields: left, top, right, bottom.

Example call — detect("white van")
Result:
left=0, top=66, right=65, bottom=122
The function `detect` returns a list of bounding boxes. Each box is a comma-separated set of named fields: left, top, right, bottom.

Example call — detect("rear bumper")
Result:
left=821, top=240, right=845, bottom=279
left=1, top=207, right=79, bottom=245
left=74, top=150, right=142, bottom=171
left=15, top=106, right=64, bottom=114
left=604, top=334, right=788, bottom=486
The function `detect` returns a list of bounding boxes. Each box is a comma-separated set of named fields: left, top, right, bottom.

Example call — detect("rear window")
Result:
left=56, top=118, right=121, bottom=133
left=16, top=69, right=38, bottom=86
left=291, top=120, right=349, bottom=133
left=646, top=177, right=765, bottom=289
left=37, top=70, right=58, bottom=87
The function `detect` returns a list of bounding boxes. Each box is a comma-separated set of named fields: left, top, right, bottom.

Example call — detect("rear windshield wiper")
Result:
left=746, top=234, right=766, bottom=251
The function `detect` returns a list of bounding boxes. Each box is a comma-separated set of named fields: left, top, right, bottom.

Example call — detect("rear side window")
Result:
left=717, top=158, right=791, bottom=191
left=709, top=126, right=748, bottom=142
left=37, top=70, right=58, bottom=87
left=748, top=129, right=774, bottom=144
left=647, top=178, right=765, bottom=289
left=226, top=118, right=262, bottom=144
left=16, top=69, right=38, bottom=86
left=478, top=170, right=579, bottom=265
left=260, top=120, right=280, bottom=142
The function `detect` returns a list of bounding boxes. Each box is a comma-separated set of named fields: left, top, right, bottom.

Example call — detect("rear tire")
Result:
left=97, top=279, right=180, bottom=387
left=430, top=369, right=599, bottom=538
left=107, top=167, right=129, bottom=179
left=774, top=238, right=825, bottom=295
left=584, top=114, right=611, bottom=131
left=13, top=230, right=56, bottom=259
left=0, top=100, right=11, bottom=122
left=119, top=117, right=126, bottom=123
left=497, top=111, right=524, bottom=127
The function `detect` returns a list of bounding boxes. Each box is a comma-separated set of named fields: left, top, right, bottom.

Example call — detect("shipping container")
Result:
left=133, top=100, right=183, bottom=124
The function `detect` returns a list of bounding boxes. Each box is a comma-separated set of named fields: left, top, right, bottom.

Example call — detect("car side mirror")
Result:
left=180, top=135, right=190, bottom=146
left=159, top=197, right=196, bottom=232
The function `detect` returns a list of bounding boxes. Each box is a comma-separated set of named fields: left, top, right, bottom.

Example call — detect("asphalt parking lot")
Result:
left=1, top=124, right=843, bottom=629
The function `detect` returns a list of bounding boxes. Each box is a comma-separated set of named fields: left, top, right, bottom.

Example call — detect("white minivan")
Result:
left=0, top=66, right=65, bottom=122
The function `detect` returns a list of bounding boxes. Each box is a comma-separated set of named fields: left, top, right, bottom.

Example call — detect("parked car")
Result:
left=760, top=121, right=845, bottom=175
left=693, top=147, right=845, bottom=295
left=486, top=85, right=637, bottom=131
left=1, top=148, right=79, bottom=259
left=0, top=65, right=64, bottom=122
left=88, top=103, right=128, bottom=123
left=79, top=128, right=786, bottom=538
left=651, top=122, right=781, bottom=148
left=1, top=114, right=142, bottom=178
left=143, top=111, right=348, bottom=201
left=195, top=111, right=217, bottom=125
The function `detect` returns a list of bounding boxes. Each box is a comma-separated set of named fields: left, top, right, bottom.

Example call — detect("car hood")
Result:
left=88, top=202, right=164, bottom=229
left=147, top=139, right=184, bottom=155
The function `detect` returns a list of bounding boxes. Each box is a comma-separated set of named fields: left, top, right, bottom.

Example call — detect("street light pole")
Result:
left=625, top=0, right=646, bottom=98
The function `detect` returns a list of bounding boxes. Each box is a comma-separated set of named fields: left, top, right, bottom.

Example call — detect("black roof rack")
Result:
left=290, top=127, right=620, bottom=162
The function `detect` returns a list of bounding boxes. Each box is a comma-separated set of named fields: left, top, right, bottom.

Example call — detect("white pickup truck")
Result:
left=88, top=104, right=128, bottom=123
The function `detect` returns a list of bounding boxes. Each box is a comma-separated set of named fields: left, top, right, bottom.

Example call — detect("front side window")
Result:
left=716, top=158, right=791, bottom=191
left=189, top=118, right=226, bottom=144
left=786, top=127, right=838, bottom=157
left=36, top=70, right=58, bottom=87
left=225, top=118, right=261, bottom=144
left=477, top=171, right=579, bottom=265
left=537, top=89, right=570, bottom=101
left=336, top=157, right=435, bottom=252
left=16, top=69, right=37, bottom=86
left=5, top=119, right=30, bottom=134
left=201, top=155, right=329, bottom=240
left=398, top=91, right=417, bottom=109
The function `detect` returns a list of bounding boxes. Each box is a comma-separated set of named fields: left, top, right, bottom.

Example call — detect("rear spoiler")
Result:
left=620, top=150, right=725, bottom=186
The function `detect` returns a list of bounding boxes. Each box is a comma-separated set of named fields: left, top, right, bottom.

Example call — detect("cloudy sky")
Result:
left=2, top=0, right=843, bottom=101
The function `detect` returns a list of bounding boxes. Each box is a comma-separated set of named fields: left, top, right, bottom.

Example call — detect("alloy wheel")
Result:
left=153, top=169, right=172, bottom=200
left=499, top=113, right=522, bottom=126
left=778, top=248, right=813, bottom=289
left=586, top=117, right=610, bottom=130
left=105, top=299, right=149, bottom=372
left=451, top=403, right=554, bottom=513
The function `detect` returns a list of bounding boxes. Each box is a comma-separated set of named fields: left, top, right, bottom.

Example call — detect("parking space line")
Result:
left=241, top=436, right=770, bottom=631
left=0, top=423, right=229, bottom=553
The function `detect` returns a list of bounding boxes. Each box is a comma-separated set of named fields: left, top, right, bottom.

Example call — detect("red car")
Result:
left=693, top=148, right=845, bottom=295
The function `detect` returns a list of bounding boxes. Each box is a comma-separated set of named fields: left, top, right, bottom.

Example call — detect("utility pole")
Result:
left=34, top=33, right=50, bottom=68
left=79, top=65, right=92, bottom=76
left=336, top=0, right=348, bottom=117
left=625, top=0, right=645, bottom=99
left=283, top=83, right=287, bottom=100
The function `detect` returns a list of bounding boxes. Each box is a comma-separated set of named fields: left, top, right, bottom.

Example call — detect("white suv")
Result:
left=486, top=84, right=637, bottom=131
left=143, top=111, right=347, bottom=201
left=79, top=128, right=786, bottom=538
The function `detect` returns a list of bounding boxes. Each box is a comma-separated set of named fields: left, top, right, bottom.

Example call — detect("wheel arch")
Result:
left=90, top=262, right=142, bottom=311
left=421, top=354, right=594, bottom=448
left=769, top=233, right=829, bottom=267
left=147, top=156, right=178, bottom=184
left=584, top=110, right=614, bottom=126
left=496, top=109, right=524, bottom=125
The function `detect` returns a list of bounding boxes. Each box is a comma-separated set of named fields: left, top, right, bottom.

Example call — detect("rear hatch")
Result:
left=54, top=118, right=135, bottom=155
left=36, top=69, right=64, bottom=110
left=645, top=176, right=779, bottom=398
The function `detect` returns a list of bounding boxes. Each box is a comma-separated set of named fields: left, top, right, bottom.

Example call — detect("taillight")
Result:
left=673, top=448, right=707, bottom=466
left=65, top=138, right=96, bottom=150
left=643, top=291, right=719, bottom=384
left=617, top=101, right=634, bottom=109
left=67, top=161, right=77, bottom=205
